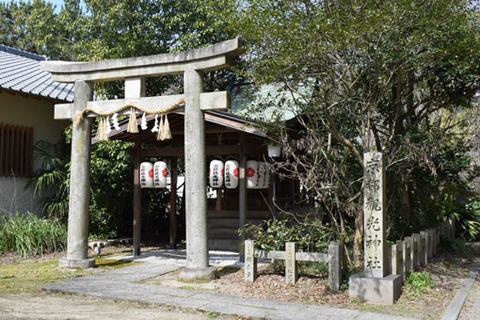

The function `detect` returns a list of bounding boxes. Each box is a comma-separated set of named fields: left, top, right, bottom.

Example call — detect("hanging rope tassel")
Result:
left=156, top=115, right=165, bottom=141
left=162, top=114, right=172, bottom=140
left=95, top=117, right=109, bottom=141
left=127, top=107, right=139, bottom=133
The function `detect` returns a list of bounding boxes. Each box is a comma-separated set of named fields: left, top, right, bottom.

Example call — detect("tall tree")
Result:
left=230, top=0, right=480, bottom=265
left=3, top=0, right=238, bottom=239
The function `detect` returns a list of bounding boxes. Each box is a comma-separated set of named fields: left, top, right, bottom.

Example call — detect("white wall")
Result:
left=0, top=92, right=69, bottom=216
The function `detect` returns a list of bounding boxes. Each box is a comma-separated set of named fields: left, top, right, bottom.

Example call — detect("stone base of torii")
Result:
left=42, top=39, right=244, bottom=281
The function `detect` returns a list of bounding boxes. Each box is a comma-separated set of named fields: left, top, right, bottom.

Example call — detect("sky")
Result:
left=1, top=0, right=85, bottom=13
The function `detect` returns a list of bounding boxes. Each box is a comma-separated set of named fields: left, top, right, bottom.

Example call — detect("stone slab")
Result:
left=58, top=258, right=95, bottom=269
left=349, top=273, right=402, bottom=305
left=177, top=266, right=217, bottom=282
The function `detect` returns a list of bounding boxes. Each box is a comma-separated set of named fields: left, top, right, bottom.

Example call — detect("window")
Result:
left=0, top=124, right=34, bottom=177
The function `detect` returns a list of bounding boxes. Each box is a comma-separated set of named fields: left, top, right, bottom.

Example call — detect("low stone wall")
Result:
left=244, top=240, right=343, bottom=291
left=386, top=218, right=455, bottom=280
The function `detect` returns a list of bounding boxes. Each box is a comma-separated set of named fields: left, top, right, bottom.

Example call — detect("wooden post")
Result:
left=285, top=242, right=298, bottom=284
left=402, top=238, right=411, bottom=278
left=390, top=244, right=399, bottom=275
left=244, top=240, right=257, bottom=282
left=133, top=142, right=141, bottom=257
left=420, top=231, right=428, bottom=266
left=427, top=228, right=435, bottom=258
left=329, top=241, right=342, bottom=291
left=412, top=233, right=421, bottom=269
left=239, top=150, right=247, bottom=261
left=169, top=157, right=178, bottom=249
left=396, top=240, right=404, bottom=279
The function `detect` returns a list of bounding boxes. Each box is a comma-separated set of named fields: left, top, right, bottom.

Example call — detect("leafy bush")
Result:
left=242, top=217, right=335, bottom=253
left=451, top=201, right=480, bottom=241
left=0, top=212, right=67, bottom=257
left=404, top=271, right=435, bottom=297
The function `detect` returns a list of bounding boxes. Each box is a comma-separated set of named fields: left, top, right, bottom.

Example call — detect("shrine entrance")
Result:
left=106, top=110, right=273, bottom=255
left=42, top=39, right=244, bottom=279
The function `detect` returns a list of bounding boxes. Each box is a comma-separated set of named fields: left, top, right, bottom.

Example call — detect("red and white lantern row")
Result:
left=140, top=161, right=168, bottom=189
left=210, top=159, right=269, bottom=189
left=209, top=160, right=224, bottom=188
left=224, top=160, right=239, bottom=189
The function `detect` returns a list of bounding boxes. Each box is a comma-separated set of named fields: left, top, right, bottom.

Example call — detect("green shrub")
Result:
left=242, top=217, right=334, bottom=252
left=0, top=212, right=67, bottom=257
left=404, top=271, right=435, bottom=296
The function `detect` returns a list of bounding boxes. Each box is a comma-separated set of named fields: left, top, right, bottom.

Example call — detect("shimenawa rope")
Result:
left=82, top=98, right=184, bottom=141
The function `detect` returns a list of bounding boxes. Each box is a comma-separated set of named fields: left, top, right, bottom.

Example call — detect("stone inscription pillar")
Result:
left=364, top=152, right=386, bottom=278
left=349, top=151, right=402, bottom=304
left=183, top=69, right=208, bottom=269
left=59, top=80, right=95, bottom=268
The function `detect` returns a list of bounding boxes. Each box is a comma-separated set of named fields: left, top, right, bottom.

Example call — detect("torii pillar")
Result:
left=42, top=40, right=244, bottom=275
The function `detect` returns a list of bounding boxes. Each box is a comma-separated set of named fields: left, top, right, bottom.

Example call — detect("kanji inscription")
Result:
left=364, top=152, right=386, bottom=278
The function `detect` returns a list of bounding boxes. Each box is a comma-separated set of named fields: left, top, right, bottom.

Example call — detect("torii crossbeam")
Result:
left=41, top=39, right=244, bottom=279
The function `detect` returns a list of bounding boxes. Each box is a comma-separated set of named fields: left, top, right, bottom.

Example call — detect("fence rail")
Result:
left=387, top=218, right=455, bottom=280
left=244, top=218, right=455, bottom=293
left=244, top=240, right=343, bottom=291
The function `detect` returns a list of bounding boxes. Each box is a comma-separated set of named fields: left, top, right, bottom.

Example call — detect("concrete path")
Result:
left=457, top=259, right=480, bottom=320
left=41, top=251, right=416, bottom=320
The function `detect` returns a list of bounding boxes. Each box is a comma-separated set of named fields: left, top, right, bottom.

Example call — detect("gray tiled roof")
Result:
left=0, top=45, right=74, bottom=102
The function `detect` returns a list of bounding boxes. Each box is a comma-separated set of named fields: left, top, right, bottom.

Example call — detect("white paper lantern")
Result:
left=140, top=162, right=154, bottom=188
left=256, top=162, right=268, bottom=189
left=209, top=160, right=224, bottom=188
left=154, top=161, right=168, bottom=188
left=263, top=164, right=271, bottom=189
left=224, top=160, right=239, bottom=189
left=246, top=160, right=258, bottom=189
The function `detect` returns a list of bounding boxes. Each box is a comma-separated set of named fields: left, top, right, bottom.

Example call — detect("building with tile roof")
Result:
left=0, top=45, right=72, bottom=215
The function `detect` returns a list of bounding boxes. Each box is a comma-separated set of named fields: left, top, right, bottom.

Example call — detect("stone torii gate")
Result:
left=41, top=39, right=244, bottom=278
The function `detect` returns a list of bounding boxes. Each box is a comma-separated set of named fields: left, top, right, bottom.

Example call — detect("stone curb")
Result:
left=441, top=259, right=480, bottom=320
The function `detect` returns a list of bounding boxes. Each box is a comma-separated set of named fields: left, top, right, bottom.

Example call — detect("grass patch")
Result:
left=94, top=256, right=138, bottom=269
left=0, top=257, right=139, bottom=294
left=0, top=260, right=83, bottom=294
left=0, top=212, right=66, bottom=257
left=404, top=271, right=435, bottom=297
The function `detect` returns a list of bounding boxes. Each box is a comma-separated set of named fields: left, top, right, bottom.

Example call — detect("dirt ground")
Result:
left=0, top=243, right=478, bottom=320
left=143, top=243, right=480, bottom=320
left=0, top=292, right=242, bottom=320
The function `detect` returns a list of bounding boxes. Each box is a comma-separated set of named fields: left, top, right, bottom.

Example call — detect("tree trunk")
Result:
left=400, top=174, right=414, bottom=230
left=353, top=207, right=364, bottom=268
